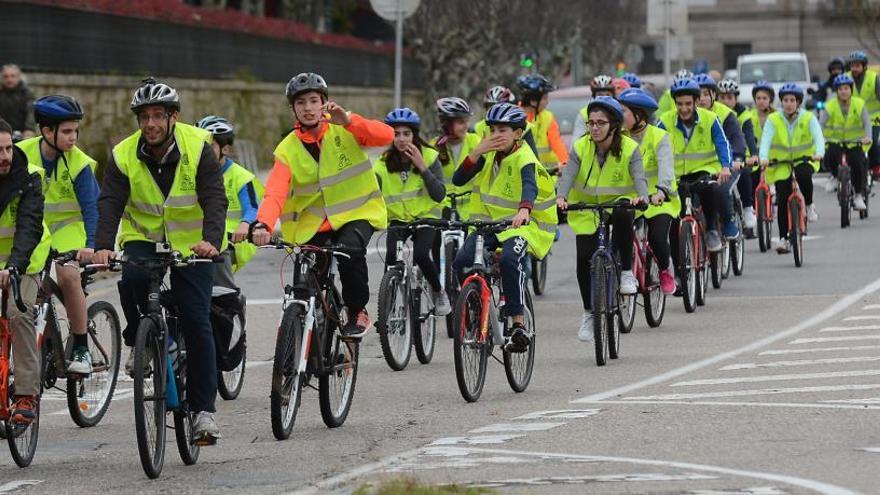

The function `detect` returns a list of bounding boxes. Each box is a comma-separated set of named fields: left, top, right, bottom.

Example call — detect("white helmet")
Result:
left=130, top=77, right=179, bottom=113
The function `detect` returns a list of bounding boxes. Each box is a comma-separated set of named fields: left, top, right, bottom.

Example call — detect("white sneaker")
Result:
left=193, top=411, right=221, bottom=444
left=854, top=194, right=867, bottom=211
left=433, top=290, right=452, bottom=316
left=743, top=206, right=757, bottom=229
left=807, top=204, right=819, bottom=222
left=775, top=237, right=791, bottom=254
left=578, top=312, right=594, bottom=342
left=825, top=176, right=838, bottom=193
left=619, top=270, right=638, bottom=295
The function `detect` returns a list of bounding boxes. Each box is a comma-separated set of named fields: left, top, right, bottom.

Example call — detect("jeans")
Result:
left=118, top=241, right=217, bottom=413
left=386, top=221, right=441, bottom=292
left=453, top=234, right=529, bottom=316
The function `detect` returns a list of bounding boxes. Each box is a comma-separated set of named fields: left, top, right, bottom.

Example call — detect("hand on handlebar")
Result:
left=862, top=137, right=873, bottom=146
left=650, top=191, right=666, bottom=206
left=556, top=197, right=568, bottom=211
left=718, top=167, right=732, bottom=183
left=231, top=222, right=250, bottom=243
left=746, top=156, right=759, bottom=167
left=512, top=207, right=531, bottom=228
left=812, top=154, right=823, bottom=162
left=92, top=249, right=115, bottom=267
left=250, top=223, right=272, bottom=246
left=631, top=196, right=648, bottom=207
left=191, top=240, right=219, bottom=259
left=760, top=158, right=770, bottom=168
left=76, top=248, right=95, bottom=264
left=0, top=269, right=12, bottom=289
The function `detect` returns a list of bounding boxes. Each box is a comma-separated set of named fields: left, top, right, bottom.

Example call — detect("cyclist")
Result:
left=15, top=95, right=99, bottom=374
left=622, top=72, right=642, bottom=89
left=819, top=74, right=872, bottom=209
left=0, top=118, right=51, bottom=425
left=740, top=80, right=776, bottom=196
left=433, top=97, right=481, bottom=220
left=573, top=74, right=615, bottom=139
left=612, top=77, right=631, bottom=97
left=195, top=115, right=263, bottom=287
left=250, top=72, right=393, bottom=339
left=759, top=83, right=824, bottom=253
left=475, top=85, right=516, bottom=136
left=557, top=96, right=647, bottom=341
left=517, top=74, right=568, bottom=176
left=717, top=78, right=759, bottom=233
left=618, top=88, right=677, bottom=295
left=695, top=73, right=743, bottom=240
left=93, top=77, right=227, bottom=444
left=814, top=57, right=846, bottom=105
left=657, top=78, right=733, bottom=254
left=658, top=69, right=695, bottom=116
left=846, top=50, right=880, bottom=171
left=374, top=107, right=451, bottom=316
left=452, top=102, right=557, bottom=353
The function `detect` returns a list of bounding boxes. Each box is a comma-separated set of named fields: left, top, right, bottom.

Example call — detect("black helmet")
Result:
left=828, top=56, right=845, bottom=72
left=285, top=72, right=328, bottom=103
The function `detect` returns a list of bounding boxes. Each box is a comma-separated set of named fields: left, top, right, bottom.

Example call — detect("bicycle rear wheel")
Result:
left=319, top=288, right=358, bottom=428
left=710, top=250, right=723, bottom=289
left=132, top=318, right=166, bottom=479
left=696, top=231, right=709, bottom=306
left=591, top=257, right=609, bottom=366
left=679, top=222, right=697, bottom=313
left=756, top=189, right=770, bottom=252
left=531, top=255, right=548, bottom=296
left=643, top=254, right=666, bottom=328
left=839, top=167, right=851, bottom=228
left=453, top=280, right=489, bottom=401
left=218, top=314, right=246, bottom=400
left=790, top=198, right=804, bottom=268
left=411, top=280, right=436, bottom=365
left=173, top=344, right=199, bottom=464
left=503, top=291, right=535, bottom=393
left=376, top=267, right=411, bottom=371
left=67, top=301, right=121, bottom=427
left=444, top=242, right=460, bottom=338
left=6, top=353, right=39, bottom=467
left=270, top=305, right=304, bottom=440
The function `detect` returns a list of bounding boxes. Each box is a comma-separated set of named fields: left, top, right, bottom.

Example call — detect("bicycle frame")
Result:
left=439, top=193, right=467, bottom=293
left=754, top=165, right=774, bottom=222
left=458, top=234, right=498, bottom=346
left=631, top=220, right=658, bottom=295
left=590, top=208, right=620, bottom=312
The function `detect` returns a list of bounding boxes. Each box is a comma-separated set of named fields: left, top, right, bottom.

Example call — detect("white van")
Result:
left=737, top=52, right=812, bottom=106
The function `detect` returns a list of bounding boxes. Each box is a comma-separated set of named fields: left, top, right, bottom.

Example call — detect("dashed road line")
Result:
left=719, top=356, right=880, bottom=370
left=0, top=481, right=43, bottom=493
left=759, top=345, right=880, bottom=355
left=844, top=315, right=880, bottom=321
left=671, top=369, right=880, bottom=386
left=819, top=325, right=880, bottom=333
left=624, top=384, right=880, bottom=401
left=469, top=422, right=564, bottom=433
left=791, top=335, right=880, bottom=344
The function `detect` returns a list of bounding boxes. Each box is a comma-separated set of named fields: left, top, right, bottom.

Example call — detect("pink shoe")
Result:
left=659, top=269, right=676, bottom=295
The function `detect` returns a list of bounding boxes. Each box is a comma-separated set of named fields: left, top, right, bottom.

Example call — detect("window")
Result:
left=739, top=60, right=809, bottom=83
left=724, top=43, right=752, bottom=71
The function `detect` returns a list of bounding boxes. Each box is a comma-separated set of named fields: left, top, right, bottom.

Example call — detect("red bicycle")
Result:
left=618, top=217, right=666, bottom=333
left=753, top=163, right=775, bottom=253
left=677, top=176, right=713, bottom=313
left=767, top=157, right=810, bottom=267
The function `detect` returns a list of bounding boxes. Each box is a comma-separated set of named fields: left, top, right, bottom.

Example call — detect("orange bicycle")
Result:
left=766, top=157, right=810, bottom=267
left=0, top=270, right=40, bottom=467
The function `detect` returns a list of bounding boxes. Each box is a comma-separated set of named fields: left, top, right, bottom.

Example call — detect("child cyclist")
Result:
left=820, top=73, right=872, bottom=207
left=374, top=107, right=451, bottom=316
left=557, top=97, right=648, bottom=342
left=717, top=78, right=759, bottom=232
left=452, top=102, right=557, bottom=353
left=433, top=97, right=480, bottom=220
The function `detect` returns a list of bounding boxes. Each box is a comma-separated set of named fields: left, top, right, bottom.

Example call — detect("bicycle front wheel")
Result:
left=376, top=267, right=411, bottom=371
left=411, top=281, right=436, bottom=365
left=531, top=255, right=548, bottom=296
left=270, top=305, right=304, bottom=440
left=504, top=290, right=535, bottom=393
left=67, top=301, right=121, bottom=428
left=756, top=189, right=770, bottom=252
left=6, top=352, right=39, bottom=467
left=696, top=231, right=709, bottom=306
left=132, top=317, right=166, bottom=479
left=591, top=257, right=609, bottom=366
left=444, top=242, right=460, bottom=338
left=679, top=221, right=697, bottom=313
left=790, top=198, right=804, bottom=268
left=839, top=167, right=851, bottom=228
left=318, top=288, right=359, bottom=428
left=643, top=254, right=665, bottom=328
left=453, top=280, right=489, bottom=402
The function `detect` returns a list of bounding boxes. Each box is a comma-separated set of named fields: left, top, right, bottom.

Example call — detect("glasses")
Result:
left=137, top=112, right=170, bottom=124
left=586, top=120, right=610, bottom=129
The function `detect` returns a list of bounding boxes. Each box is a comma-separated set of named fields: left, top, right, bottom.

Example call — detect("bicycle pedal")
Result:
left=192, top=435, right=218, bottom=447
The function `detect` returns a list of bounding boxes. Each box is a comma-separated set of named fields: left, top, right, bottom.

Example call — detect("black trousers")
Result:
left=646, top=214, right=673, bottom=270
left=575, top=208, right=634, bottom=311
left=306, top=220, right=374, bottom=315
left=775, top=163, right=814, bottom=239
left=826, top=143, right=867, bottom=195
left=385, top=221, right=441, bottom=292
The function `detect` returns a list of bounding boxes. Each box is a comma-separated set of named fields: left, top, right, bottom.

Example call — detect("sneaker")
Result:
left=193, top=411, right=221, bottom=445
left=619, top=270, right=638, bottom=295
left=722, top=218, right=740, bottom=239
left=504, top=323, right=532, bottom=353
left=808, top=204, right=819, bottom=222
left=775, top=237, right=791, bottom=254
left=854, top=194, right=867, bottom=211
left=67, top=345, right=93, bottom=375
left=743, top=206, right=757, bottom=229
left=706, top=230, right=723, bottom=252
left=659, top=268, right=677, bottom=295
left=433, top=290, right=452, bottom=317
left=825, top=176, right=838, bottom=193
left=342, top=309, right=371, bottom=340
left=554, top=227, right=561, bottom=242
left=10, top=396, right=38, bottom=425
left=578, top=312, right=594, bottom=342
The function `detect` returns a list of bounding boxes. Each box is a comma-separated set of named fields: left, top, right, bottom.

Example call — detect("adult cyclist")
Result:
left=847, top=50, right=880, bottom=171
left=517, top=74, right=568, bottom=176
left=717, top=78, right=759, bottom=232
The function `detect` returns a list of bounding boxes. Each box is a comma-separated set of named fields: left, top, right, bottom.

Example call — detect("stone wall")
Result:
left=26, top=73, right=423, bottom=172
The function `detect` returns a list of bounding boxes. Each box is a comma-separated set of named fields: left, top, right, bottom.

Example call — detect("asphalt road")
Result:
left=2, top=175, right=879, bottom=494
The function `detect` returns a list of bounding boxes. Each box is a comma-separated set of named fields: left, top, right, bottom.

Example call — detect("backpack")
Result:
left=211, top=291, right=246, bottom=371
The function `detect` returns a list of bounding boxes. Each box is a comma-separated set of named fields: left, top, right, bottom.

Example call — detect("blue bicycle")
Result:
left=567, top=201, right=646, bottom=366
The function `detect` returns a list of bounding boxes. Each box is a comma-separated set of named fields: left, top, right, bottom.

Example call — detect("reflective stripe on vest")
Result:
left=659, top=108, right=721, bottom=176
left=850, top=70, right=880, bottom=118
left=375, top=146, right=441, bottom=221
left=0, top=164, right=52, bottom=274
left=824, top=97, right=867, bottom=142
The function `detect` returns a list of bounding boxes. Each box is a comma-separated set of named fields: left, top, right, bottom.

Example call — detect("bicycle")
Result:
left=212, top=286, right=246, bottom=401
left=0, top=270, right=39, bottom=467
left=721, top=176, right=746, bottom=280
left=567, top=202, right=646, bottom=366
left=767, top=157, right=810, bottom=267
left=753, top=162, right=775, bottom=253
left=619, top=215, right=666, bottom=332
left=37, top=251, right=121, bottom=428
left=93, top=246, right=215, bottom=479
left=376, top=221, right=440, bottom=371
left=439, top=192, right=469, bottom=338
left=263, top=239, right=360, bottom=441
left=677, top=177, right=713, bottom=313
left=451, top=219, right=536, bottom=402
left=835, top=140, right=870, bottom=227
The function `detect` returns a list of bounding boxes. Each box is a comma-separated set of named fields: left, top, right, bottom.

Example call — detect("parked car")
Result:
left=546, top=85, right=591, bottom=146
left=737, top=52, right=812, bottom=106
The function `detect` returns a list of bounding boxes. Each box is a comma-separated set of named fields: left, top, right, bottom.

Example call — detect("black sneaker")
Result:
left=341, top=309, right=371, bottom=340
left=504, top=323, right=532, bottom=353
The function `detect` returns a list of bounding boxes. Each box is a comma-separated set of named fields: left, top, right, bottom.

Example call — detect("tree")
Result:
left=835, top=0, right=880, bottom=59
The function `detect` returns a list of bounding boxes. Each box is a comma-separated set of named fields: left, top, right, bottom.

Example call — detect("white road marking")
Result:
left=0, top=481, right=43, bottom=493
left=671, top=369, right=880, bottom=386
left=469, top=422, right=564, bottom=433
left=862, top=304, right=880, bottom=310
left=859, top=447, right=880, bottom=453
left=821, top=397, right=880, bottom=404
left=573, top=275, right=880, bottom=403
left=590, top=399, right=880, bottom=411
left=624, top=384, right=880, bottom=401
left=843, top=315, right=880, bottom=321
left=684, top=488, right=789, bottom=495
left=792, top=335, right=880, bottom=344
left=470, top=472, right=718, bottom=488
left=247, top=298, right=284, bottom=306
left=429, top=434, right=525, bottom=446
left=820, top=324, right=880, bottom=332
left=759, top=345, right=880, bottom=355
left=245, top=360, right=273, bottom=369
left=802, top=235, right=823, bottom=241
left=720, top=356, right=880, bottom=370
left=513, top=409, right=601, bottom=420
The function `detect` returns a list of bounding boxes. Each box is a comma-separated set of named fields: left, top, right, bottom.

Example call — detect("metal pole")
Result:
left=663, top=0, right=671, bottom=87
left=394, top=2, right=403, bottom=108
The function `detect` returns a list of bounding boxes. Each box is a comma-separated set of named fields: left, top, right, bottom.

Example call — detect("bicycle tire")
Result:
left=531, top=255, right=548, bottom=296
left=721, top=236, right=731, bottom=280
left=6, top=400, right=39, bottom=468
left=444, top=242, right=459, bottom=338
left=607, top=263, right=621, bottom=360
left=591, top=257, right=609, bottom=366
left=679, top=221, right=697, bottom=313
left=376, top=267, right=411, bottom=371
left=270, top=305, right=304, bottom=440
left=710, top=251, right=722, bottom=289
left=731, top=235, right=744, bottom=276
left=453, top=280, right=489, bottom=401
left=756, top=189, right=769, bottom=252
left=643, top=254, right=666, bottom=327
left=318, top=287, right=358, bottom=428
left=696, top=231, right=709, bottom=307
left=173, top=409, right=199, bottom=465
left=411, top=280, right=436, bottom=365
left=503, top=290, right=535, bottom=393
left=790, top=199, right=804, bottom=268
left=218, top=313, right=246, bottom=400
left=839, top=167, right=851, bottom=228
left=618, top=290, right=637, bottom=335
left=66, top=301, right=121, bottom=427
left=132, top=317, right=166, bottom=479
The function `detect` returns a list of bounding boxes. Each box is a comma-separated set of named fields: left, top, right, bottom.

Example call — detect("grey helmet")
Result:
left=130, top=77, right=180, bottom=113
left=196, top=115, right=234, bottom=137
left=285, top=72, right=328, bottom=102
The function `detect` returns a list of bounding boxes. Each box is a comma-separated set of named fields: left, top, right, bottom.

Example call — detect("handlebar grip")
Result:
left=9, top=271, right=28, bottom=314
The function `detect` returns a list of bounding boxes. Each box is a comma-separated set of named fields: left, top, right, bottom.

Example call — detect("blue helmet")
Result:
left=622, top=73, right=642, bottom=88
left=34, top=95, right=84, bottom=126
left=670, top=78, right=701, bottom=98
left=751, top=80, right=775, bottom=101
left=485, top=102, right=527, bottom=129
left=778, top=82, right=804, bottom=101
left=617, top=88, right=658, bottom=112
left=848, top=50, right=868, bottom=65
left=384, top=107, right=421, bottom=128
left=694, top=73, right=717, bottom=91
left=516, top=74, right=555, bottom=96
left=833, top=73, right=856, bottom=90
left=587, top=96, right=624, bottom=124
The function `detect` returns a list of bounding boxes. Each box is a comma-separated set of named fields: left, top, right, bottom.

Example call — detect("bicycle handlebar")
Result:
left=767, top=156, right=813, bottom=167
left=566, top=201, right=648, bottom=212
left=4, top=269, right=29, bottom=314
left=85, top=252, right=219, bottom=271
left=447, top=191, right=472, bottom=199
left=262, top=239, right=366, bottom=259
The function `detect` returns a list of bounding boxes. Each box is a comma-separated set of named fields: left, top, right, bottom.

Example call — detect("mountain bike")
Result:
left=439, top=192, right=469, bottom=338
